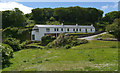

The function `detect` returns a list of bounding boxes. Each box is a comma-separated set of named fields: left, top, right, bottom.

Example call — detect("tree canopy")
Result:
left=102, top=11, right=120, bottom=24
left=2, top=8, right=26, bottom=28
left=31, top=6, right=103, bottom=25
left=106, top=18, right=120, bottom=41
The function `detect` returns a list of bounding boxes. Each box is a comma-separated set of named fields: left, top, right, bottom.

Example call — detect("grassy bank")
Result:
left=2, top=40, right=118, bottom=71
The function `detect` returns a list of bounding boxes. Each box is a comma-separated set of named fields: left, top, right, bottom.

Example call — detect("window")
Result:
left=57, top=28, right=59, bottom=31
left=54, top=28, right=59, bottom=31
left=86, top=29, right=87, bottom=33
left=79, top=28, right=81, bottom=31
left=54, top=28, right=56, bottom=31
left=76, top=28, right=78, bottom=31
left=32, top=35, right=35, bottom=40
left=67, top=28, right=69, bottom=31
left=46, top=28, right=50, bottom=32
left=73, top=28, right=75, bottom=31
left=61, top=28, right=63, bottom=31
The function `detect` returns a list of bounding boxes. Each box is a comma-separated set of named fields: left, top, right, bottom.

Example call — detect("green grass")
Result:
left=26, top=43, right=44, bottom=49
left=2, top=40, right=118, bottom=71
left=95, top=33, right=115, bottom=39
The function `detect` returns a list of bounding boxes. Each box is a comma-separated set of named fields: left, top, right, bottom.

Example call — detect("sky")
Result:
left=0, top=0, right=120, bottom=2
left=0, top=0, right=119, bottom=16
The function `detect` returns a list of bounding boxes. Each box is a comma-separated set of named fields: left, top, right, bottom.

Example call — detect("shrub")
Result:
left=78, top=39, right=88, bottom=44
left=47, top=33, right=88, bottom=48
left=65, top=45, right=71, bottom=49
left=3, top=38, right=21, bottom=51
left=3, top=27, right=31, bottom=42
left=0, top=44, right=13, bottom=68
left=46, top=42, right=54, bottom=48
left=71, top=41, right=78, bottom=46
left=41, top=35, right=56, bottom=46
left=20, top=40, right=33, bottom=48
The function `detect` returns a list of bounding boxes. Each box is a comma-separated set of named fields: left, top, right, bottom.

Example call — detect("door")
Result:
left=32, top=35, right=35, bottom=40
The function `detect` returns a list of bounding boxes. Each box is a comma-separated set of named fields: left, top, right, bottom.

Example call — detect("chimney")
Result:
left=61, top=23, right=64, bottom=26
left=76, top=24, right=78, bottom=26
left=91, top=24, right=93, bottom=26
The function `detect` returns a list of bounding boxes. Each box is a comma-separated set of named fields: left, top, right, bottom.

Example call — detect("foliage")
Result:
left=102, top=11, right=120, bottom=24
left=46, top=21, right=60, bottom=25
left=95, top=33, right=115, bottom=39
left=49, top=17, right=55, bottom=21
left=3, top=27, right=31, bottom=41
left=20, top=40, right=33, bottom=48
left=32, top=8, right=54, bottom=23
left=65, top=45, right=71, bottom=49
left=25, top=43, right=44, bottom=49
left=95, top=21, right=109, bottom=31
left=2, top=8, right=26, bottom=28
left=25, top=23, right=35, bottom=28
left=78, top=39, right=88, bottom=44
left=106, top=18, right=120, bottom=40
left=41, top=35, right=56, bottom=46
left=47, top=33, right=88, bottom=48
left=0, top=44, right=13, bottom=68
left=3, top=38, right=21, bottom=51
left=31, top=6, right=103, bottom=25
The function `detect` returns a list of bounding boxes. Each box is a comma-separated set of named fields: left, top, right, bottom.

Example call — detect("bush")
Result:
left=20, top=40, right=33, bottom=48
left=78, top=39, right=88, bottom=44
left=65, top=45, right=71, bottom=49
left=41, top=35, right=56, bottom=46
left=3, top=27, right=31, bottom=42
left=0, top=44, right=13, bottom=68
left=71, top=41, right=78, bottom=46
left=3, top=38, right=21, bottom=51
left=47, top=33, right=88, bottom=48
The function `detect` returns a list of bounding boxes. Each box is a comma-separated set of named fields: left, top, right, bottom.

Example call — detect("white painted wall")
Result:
left=31, top=26, right=95, bottom=41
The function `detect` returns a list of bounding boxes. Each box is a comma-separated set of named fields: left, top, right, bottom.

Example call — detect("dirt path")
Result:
left=78, top=32, right=107, bottom=40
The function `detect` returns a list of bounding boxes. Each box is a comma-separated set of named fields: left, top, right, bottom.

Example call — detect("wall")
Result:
left=32, top=26, right=95, bottom=41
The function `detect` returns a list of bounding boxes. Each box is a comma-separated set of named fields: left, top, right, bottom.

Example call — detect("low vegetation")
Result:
left=0, top=44, right=13, bottom=68
left=95, top=33, right=115, bottom=40
left=2, top=40, right=118, bottom=71
left=3, top=38, right=21, bottom=51
left=46, top=33, right=88, bottom=48
left=41, top=35, right=56, bottom=46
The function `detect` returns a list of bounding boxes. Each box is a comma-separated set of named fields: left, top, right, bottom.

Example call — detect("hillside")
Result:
left=2, top=40, right=118, bottom=71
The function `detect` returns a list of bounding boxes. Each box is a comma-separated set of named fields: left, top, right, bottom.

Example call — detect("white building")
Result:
left=31, top=24, right=95, bottom=41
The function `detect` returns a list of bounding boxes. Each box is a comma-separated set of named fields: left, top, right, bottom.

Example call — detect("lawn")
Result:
left=2, top=40, right=118, bottom=71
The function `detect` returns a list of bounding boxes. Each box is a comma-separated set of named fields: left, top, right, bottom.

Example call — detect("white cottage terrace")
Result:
left=31, top=23, right=95, bottom=41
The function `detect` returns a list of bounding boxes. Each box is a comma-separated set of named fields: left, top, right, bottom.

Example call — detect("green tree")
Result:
left=2, top=10, right=12, bottom=28
left=2, top=8, right=26, bottom=28
left=53, top=6, right=103, bottom=25
left=32, top=8, right=53, bottom=23
left=103, top=11, right=120, bottom=24
left=106, top=18, right=120, bottom=41
left=46, top=21, right=60, bottom=25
